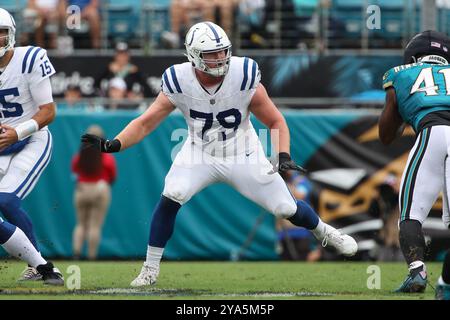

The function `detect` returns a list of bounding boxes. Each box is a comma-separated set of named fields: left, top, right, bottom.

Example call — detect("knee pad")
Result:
left=273, top=200, right=297, bottom=219
left=163, top=179, right=191, bottom=205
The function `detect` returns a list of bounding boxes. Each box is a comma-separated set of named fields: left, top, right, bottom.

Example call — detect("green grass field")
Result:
left=0, top=260, right=442, bottom=300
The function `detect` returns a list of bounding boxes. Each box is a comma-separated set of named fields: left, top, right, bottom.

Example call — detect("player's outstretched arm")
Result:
left=114, top=92, right=175, bottom=151
left=379, top=87, right=405, bottom=145
left=249, top=83, right=290, bottom=154
left=82, top=92, right=175, bottom=153
left=249, top=84, right=306, bottom=174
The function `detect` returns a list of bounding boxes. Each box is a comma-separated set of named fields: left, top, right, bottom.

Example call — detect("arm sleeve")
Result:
left=249, top=59, right=261, bottom=90
left=26, top=48, right=55, bottom=106
left=161, top=66, right=181, bottom=106
left=382, top=67, right=397, bottom=90
left=27, top=48, right=56, bottom=86
left=242, top=58, right=261, bottom=91
left=30, top=77, right=54, bottom=106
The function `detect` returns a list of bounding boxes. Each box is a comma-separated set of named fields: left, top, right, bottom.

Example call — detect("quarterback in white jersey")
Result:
left=0, top=8, right=63, bottom=285
left=82, top=21, right=358, bottom=287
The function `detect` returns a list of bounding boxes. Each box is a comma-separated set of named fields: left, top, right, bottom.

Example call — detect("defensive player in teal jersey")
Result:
left=379, top=30, right=450, bottom=294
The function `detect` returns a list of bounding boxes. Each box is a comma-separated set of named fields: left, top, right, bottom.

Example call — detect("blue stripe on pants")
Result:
left=19, top=147, right=52, bottom=199
left=14, top=131, right=51, bottom=197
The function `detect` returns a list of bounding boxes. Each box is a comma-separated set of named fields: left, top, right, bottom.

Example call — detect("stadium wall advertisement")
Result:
left=1, top=110, right=448, bottom=261
left=49, top=54, right=403, bottom=99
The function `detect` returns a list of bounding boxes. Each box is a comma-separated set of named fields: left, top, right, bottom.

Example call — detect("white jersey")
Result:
left=161, top=56, right=262, bottom=157
left=0, top=46, right=55, bottom=127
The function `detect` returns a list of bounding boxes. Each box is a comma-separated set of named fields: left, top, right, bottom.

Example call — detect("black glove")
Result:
left=81, top=133, right=121, bottom=153
left=278, top=152, right=307, bottom=174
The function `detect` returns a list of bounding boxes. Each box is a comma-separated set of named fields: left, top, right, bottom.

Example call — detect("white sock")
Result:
left=2, top=228, right=46, bottom=267
left=145, top=246, right=164, bottom=267
left=311, top=219, right=327, bottom=240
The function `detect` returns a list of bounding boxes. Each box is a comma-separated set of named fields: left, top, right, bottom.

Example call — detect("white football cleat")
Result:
left=18, top=266, right=43, bottom=281
left=130, top=263, right=159, bottom=287
left=321, top=224, right=358, bottom=257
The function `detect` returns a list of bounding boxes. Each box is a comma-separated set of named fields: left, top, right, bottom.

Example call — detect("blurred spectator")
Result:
left=107, top=77, right=141, bottom=109
left=239, top=0, right=265, bottom=29
left=108, top=77, right=127, bottom=109
left=72, top=125, right=117, bottom=260
left=58, top=84, right=84, bottom=109
left=64, top=0, right=101, bottom=49
left=162, top=0, right=210, bottom=49
left=369, top=173, right=403, bottom=261
left=293, top=0, right=319, bottom=47
left=22, top=0, right=66, bottom=49
left=276, top=171, right=322, bottom=261
left=211, top=0, right=237, bottom=36
left=161, top=0, right=238, bottom=49
left=238, top=0, right=266, bottom=48
left=97, top=42, right=148, bottom=99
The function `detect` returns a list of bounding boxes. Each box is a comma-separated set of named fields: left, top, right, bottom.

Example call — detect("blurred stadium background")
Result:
left=0, top=0, right=449, bottom=266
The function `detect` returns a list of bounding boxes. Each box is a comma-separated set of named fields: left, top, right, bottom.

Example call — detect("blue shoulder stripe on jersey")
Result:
left=240, top=57, right=249, bottom=91
left=249, top=60, right=257, bottom=89
left=170, top=66, right=182, bottom=93
left=204, top=22, right=220, bottom=43
left=28, top=48, right=43, bottom=73
left=163, top=71, right=174, bottom=93
left=22, top=46, right=35, bottom=74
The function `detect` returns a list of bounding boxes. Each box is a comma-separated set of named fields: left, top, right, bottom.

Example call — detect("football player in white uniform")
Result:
left=83, top=22, right=358, bottom=287
left=0, top=8, right=63, bottom=285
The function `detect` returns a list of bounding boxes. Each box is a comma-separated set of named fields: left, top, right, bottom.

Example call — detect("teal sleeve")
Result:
left=382, top=67, right=397, bottom=90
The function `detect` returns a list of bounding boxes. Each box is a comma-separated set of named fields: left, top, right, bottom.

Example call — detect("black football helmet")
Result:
left=403, top=30, right=450, bottom=64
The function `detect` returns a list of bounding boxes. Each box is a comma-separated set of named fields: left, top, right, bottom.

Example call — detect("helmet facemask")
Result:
left=199, top=46, right=232, bottom=77
left=187, top=45, right=232, bottom=78
left=0, top=26, right=15, bottom=58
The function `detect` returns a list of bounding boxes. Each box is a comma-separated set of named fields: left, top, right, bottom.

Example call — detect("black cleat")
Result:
left=36, top=262, right=64, bottom=286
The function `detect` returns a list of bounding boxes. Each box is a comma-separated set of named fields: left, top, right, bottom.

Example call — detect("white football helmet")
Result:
left=185, top=21, right=232, bottom=77
left=0, top=8, right=16, bottom=58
